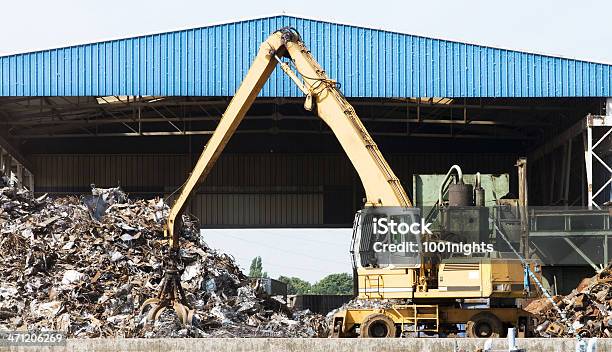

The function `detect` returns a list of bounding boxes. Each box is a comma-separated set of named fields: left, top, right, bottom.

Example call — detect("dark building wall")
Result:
left=31, top=152, right=518, bottom=227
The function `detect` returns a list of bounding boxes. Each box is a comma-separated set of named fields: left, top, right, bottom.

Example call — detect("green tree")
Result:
left=278, top=276, right=312, bottom=295
left=248, top=256, right=268, bottom=278
left=312, top=273, right=353, bottom=295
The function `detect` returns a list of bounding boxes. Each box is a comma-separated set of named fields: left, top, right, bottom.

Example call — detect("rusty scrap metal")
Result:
left=0, top=185, right=327, bottom=337
left=526, top=263, right=612, bottom=338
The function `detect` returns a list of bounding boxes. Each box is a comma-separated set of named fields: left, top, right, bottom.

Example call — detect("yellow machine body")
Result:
left=357, top=258, right=541, bottom=300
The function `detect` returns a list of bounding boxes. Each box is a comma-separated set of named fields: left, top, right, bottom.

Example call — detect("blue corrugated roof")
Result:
left=1, top=15, right=611, bottom=97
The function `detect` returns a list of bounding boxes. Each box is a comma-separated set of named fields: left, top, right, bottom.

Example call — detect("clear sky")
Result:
left=2, top=0, right=612, bottom=64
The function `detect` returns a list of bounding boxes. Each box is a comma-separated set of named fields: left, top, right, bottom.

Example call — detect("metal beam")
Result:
left=529, top=117, right=586, bottom=162
left=0, top=134, right=32, bottom=171
left=7, top=114, right=547, bottom=127
left=563, top=237, right=602, bottom=272
left=0, top=136, right=35, bottom=190
left=352, top=99, right=577, bottom=111
left=17, top=128, right=533, bottom=139
left=1, top=96, right=574, bottom=110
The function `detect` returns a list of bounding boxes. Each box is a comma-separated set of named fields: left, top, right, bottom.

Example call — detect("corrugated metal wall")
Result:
left=31, top=154, right=354, bottom=191
left=2, top=15, right=611, bottom=97
left=31, top=153, right=518, bottom=227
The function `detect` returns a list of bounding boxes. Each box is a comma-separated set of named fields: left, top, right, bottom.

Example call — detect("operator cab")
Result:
left=352, top=206, right=422, bottom=269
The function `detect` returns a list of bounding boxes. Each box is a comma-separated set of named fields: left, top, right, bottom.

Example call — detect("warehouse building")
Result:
left=0, top=15, right=611, bottom=291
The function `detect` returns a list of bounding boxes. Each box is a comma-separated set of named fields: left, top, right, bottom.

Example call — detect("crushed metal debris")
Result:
left=0, top=185, right=327, bottom=337
left=329, top=298, right=399, bottom=314
left=325, top=298, right=400, bottom=326
left=526, top=263, right=612, bottom=338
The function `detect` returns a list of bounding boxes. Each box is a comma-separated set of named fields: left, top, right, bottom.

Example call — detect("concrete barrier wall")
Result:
left=2, top=338, right=611, bottom=352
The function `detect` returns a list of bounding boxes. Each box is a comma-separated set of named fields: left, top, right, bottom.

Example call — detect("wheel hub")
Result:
left=369, top=321, right=389, bottom=337
left=476, top=322, right=492, bottom=337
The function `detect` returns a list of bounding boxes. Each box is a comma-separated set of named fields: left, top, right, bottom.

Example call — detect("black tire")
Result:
left=360, top=313, right=397, bottom=338
left=466, top=312, right=503, bottom=338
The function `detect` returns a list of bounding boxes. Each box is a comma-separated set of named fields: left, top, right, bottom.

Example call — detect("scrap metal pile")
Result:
left=0, top=185, right=327, bottom=337
left=526, top=264, right=612, bottom=338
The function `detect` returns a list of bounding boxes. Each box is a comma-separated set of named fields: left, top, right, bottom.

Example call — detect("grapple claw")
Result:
left=140, top=297, right=160, bottom=315
left=140, top=266, right=195, bottom=326
left=172, top=301, right=194, bottom=326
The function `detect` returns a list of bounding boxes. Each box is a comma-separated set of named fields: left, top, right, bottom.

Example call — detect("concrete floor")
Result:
left=0, top=337, right=609, bottom=352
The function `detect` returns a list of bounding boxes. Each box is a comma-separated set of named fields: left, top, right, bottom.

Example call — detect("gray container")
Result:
left=448, top=183, right=473, bottom=206
left=442, top=206, right=490, bottom=243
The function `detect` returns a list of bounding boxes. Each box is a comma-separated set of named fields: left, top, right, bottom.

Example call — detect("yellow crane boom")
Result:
left=165, top=27, right=410, bottom=248
left=141, top=27, right=412, bottom=326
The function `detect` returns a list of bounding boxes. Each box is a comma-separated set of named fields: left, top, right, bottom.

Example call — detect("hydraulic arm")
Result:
left=166, top=27, right=410, bottom=249
left=141, top=27, right=412, bottom=324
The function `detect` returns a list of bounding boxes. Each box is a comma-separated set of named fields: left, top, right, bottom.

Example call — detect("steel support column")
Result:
left=0, top=146, right=34, bottom=191
left=516, top=158, right=529, bottom=257
left=584, top=110, right=612, bottom=210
